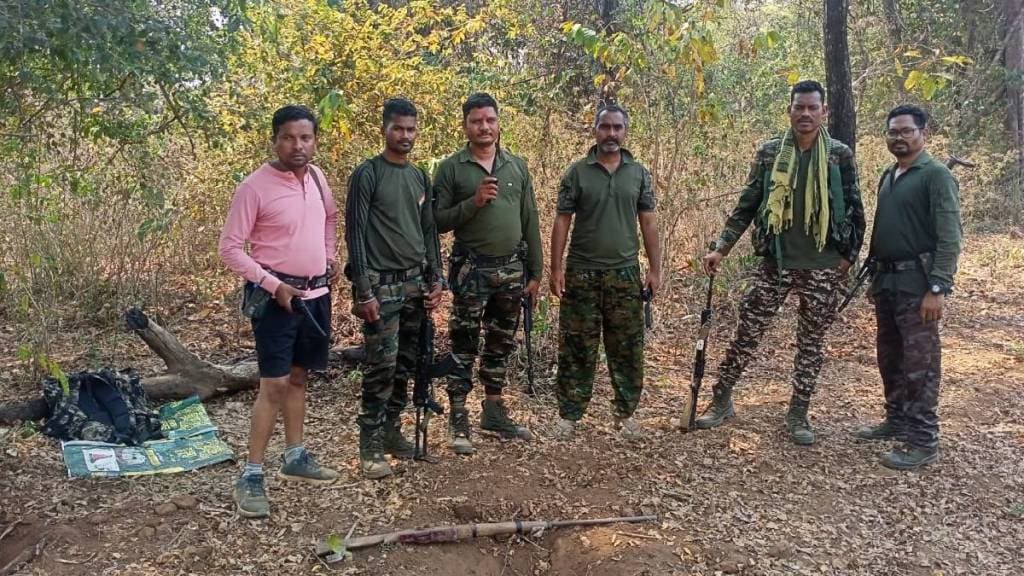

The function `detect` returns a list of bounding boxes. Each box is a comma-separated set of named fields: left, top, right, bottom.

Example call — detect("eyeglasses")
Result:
left=884, top=127, right=921, bottom=140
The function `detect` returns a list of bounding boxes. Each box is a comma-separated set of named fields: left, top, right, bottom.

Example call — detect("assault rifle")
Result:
left=414, top=315, right=459, bottom=463
left=682, top=273, right=715, bottom=431
left=836, top=257, right=876, bottom=314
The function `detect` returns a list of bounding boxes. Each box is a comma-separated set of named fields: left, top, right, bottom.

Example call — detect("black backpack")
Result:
left=41, top=369, right=162, bottom=446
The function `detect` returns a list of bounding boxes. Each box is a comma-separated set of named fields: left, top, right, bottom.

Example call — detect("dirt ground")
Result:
left=1, top=233, right=1023, bottom=576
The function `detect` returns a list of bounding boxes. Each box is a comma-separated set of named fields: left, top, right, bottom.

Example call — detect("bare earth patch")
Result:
left=2, top=233, right=1022, bottom=575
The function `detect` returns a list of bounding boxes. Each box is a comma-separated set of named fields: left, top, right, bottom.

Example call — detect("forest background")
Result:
left=0, top=0, right=1021, bottom=381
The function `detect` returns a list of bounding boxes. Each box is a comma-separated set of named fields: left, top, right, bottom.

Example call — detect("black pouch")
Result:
left=241, top=282, right=273, bottom=320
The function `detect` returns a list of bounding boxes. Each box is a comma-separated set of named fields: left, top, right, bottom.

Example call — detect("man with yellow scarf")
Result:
left=698, top=80, right=865, bottom=445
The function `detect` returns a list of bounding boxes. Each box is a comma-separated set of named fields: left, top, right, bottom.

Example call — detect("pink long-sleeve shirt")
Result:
left=219, top=163, right=338, bottom=299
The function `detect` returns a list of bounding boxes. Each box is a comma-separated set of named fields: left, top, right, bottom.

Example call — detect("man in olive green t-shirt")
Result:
left=433, top=93, right=541, bottom=454
left=855, top=104, right=962, bottom=471
left=345, top=98, right=444, bottom=479
left=549, top=104, right=662, bottom=441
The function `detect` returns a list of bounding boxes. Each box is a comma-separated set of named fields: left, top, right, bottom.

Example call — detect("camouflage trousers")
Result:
left=355, top=273, right=427, bottom=432
left=447, top=259, right=524, bottom=397
left=874, top=290, right=941, bottom=450
left=715, top=264, right=842, bottom=401
left=556, top=266, right=644, bottom=421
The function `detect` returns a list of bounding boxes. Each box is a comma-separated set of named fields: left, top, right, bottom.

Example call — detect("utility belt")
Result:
left=450, top=242, right=525, bottom=268
left=374, top=265, right=424, bottom=285
left=874, top=252, right=933, bottom=274
left=266, top=268, right=330, bottom=291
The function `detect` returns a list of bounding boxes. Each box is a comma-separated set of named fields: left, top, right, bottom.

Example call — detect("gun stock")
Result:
left=521, top=293, right=535, bottom=395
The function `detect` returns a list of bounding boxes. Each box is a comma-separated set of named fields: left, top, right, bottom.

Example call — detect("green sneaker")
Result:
left=855, top=419, right=906, bottom=441
left=382, top=418, right=415, bottom=459
left=233, top=475, right=270, bottom=519
left=278, top=450, right=339, bottom=484
left=480, top=398, right=533, bottom=441
left=449, top=406, right=476, bottom=455
left=359, top=427, right=393, bottom=480
left=785, top=396, right=815, bottom=446
left=881, top=445, right=938, bottom=470
left=694, top=388, right=735, bottom=430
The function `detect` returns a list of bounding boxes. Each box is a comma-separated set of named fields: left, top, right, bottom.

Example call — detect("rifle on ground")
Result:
left=837, top=257, right=876, bottom=314
left=414, top=315, right=459, bottom=463
left=682, top=273, right=714, bottom=432
left=315, top=515, right=658, bottom=561
left=521, top=290, right=535, bottom=396
left=640, top=287, right=653, bottom=330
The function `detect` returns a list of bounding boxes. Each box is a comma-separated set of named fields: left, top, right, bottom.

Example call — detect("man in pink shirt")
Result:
left=219, top=105, right=340, bottom=519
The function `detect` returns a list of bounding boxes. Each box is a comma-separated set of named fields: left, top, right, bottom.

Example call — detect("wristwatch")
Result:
left=929, top=283, right=950, bottom=295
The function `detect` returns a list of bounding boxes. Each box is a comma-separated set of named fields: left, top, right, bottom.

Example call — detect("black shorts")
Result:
left=252, top=293, right=331, bottom=378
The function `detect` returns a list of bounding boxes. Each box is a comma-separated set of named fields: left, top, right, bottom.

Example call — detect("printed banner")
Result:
left=62, top=396, right=234, bottom=478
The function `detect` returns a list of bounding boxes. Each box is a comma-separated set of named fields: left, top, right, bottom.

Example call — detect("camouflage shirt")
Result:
left=716, top=135, right=865, bottom=265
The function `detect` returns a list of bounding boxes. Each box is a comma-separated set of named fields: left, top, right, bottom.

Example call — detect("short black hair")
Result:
left=462, top=92, right=499, bottom=121
left=382, top=97, right=417, bottom=127
left=886, top=104, right=928, bottom=129
left=272, top=105, right=318, bottom=138
left=790, top=80, right=827, bottom=104
left=595, top=103, right=630, bottom=128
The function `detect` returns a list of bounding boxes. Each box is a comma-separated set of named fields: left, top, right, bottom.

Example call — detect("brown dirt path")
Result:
left=1, top=233, right=1022, bottom=576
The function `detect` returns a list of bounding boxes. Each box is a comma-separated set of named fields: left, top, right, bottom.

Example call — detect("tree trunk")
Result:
left=881, top=0, right=907, bottom=100
left=1005, top=0, right=1024, bottom=189
left=824, top=0, right=857, bottom=153
left=597, top=0, right=620, bottom=103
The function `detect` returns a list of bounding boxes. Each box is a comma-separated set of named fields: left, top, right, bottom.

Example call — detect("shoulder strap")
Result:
left=308, top=165, right=327, bottom=207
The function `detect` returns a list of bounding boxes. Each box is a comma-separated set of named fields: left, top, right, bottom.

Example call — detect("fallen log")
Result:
left=315, top=515, right=659, bottom=562
left=0, top=308, right=259, bottom=425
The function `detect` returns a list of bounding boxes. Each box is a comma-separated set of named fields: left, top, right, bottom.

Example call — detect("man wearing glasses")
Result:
left=855, top=104, right=962, bottom=470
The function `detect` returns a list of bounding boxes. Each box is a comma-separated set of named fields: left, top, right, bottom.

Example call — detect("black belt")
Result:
left=471, top=253, right=520, bottom=267
left=268, top=269, right=330, bottom=290
left=875, top=259, right=921, bottom=273
left=376, top=266, right=423, bottom=285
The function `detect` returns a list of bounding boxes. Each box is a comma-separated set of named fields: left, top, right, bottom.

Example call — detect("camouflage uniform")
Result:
left=353, top=272, right=429, bottom=430
left=557, top=266, right=644, bottom=420
left=712, top=135, right=864, bottom=401
left=447, top=254, right=525, bottom=396
left=868, top=151, right=962, bottom=451
left=554, top=147, right=656, bottom=422
left=715, top=265, right=842, bottom=400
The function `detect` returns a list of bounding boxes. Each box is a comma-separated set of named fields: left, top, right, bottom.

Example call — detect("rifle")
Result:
left=521, top=290, right=535, bottom=396
left=836, top=257, right=876, bottom=314
left=682, top=273, right=714, bottom=432
left=413, top=315, right=459, bottom=463
left=315, top=515, right=658, bottom=561
left=640, top=287, right=653, bottom=330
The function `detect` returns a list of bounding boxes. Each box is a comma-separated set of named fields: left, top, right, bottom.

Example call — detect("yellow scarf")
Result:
left=764, top=127, right=831, bottom=251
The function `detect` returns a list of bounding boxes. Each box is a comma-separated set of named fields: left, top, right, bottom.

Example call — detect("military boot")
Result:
left=359, top=427, right=393, bottom=480
left=881, top=445, right=938, bottom=470
left=785, top=396, right=815, bottom=445
left=855, top=419, right=905, bottom=441
left=480, top=398, right=534, bottom=441
left=448, top=399, right=476, bottom=455
left=382, top=416, right=415, bottom=459
left=694, top=388, right=735, bottom=430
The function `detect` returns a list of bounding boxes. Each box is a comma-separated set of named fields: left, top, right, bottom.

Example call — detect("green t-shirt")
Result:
left=869, top=151, right=962, bottom=295
left=433, top=146, right=542, bottom=280
left=344, top=155, right=442, bottom=296
left=777, top=149, right=843, bottom=270
left=556, top=147, right=656, bottom=270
